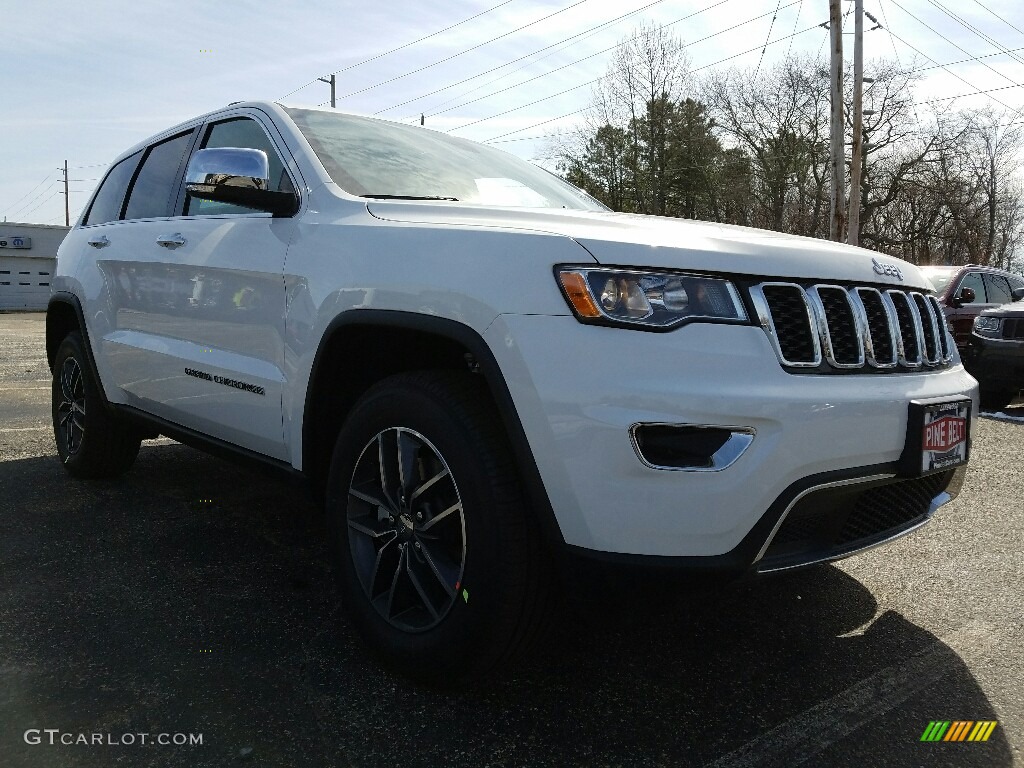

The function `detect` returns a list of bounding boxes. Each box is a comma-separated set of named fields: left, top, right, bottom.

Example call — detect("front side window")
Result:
left=958, top=272, right=986, bottom=303
left=123, top=132, right=195, bottom=221
left=83, top=152, right=142, bottom=226
left=186, top=118, right=294, bottom=216
left=283, top=107, right=606, bottom=211
left=984, top=273, right=1012, bottom=305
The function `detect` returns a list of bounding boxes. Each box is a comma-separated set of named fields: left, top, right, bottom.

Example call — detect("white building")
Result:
left=0, top=223, right=68, bottom=310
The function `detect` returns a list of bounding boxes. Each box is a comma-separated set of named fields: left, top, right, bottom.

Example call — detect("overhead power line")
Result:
left=1, top=172, right=57, bottom=216
left=334, top=0, right=593, bottom=103
left=904, top=0, right=1024, bottom=86
left=429, top=0, right=771, bottom=122
left=279, top=0, right=513, bottom=100
left=755, top=0, right=784, bottom=75
left=907, top=46, right=1024, bottom=75
left=478, top=18, right=824, bottom=141
left=374, top=0, right=680, bottom=116
left=967, top=0, right=1024, bottom=40
left=881, top=9, right=1022, bottom=115
left=927, top=0, right=1024, bottom=68
left=785, top=0, right=806, bottom=60
left=15, top=190, right=61, bottom=219
left=887, top=0, right=1024, bottom=107
left=920, top=82, right=1024, bottom=105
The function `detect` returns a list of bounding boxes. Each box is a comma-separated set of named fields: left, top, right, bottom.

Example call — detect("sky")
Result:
left=2, top=0, right=1023, bottom=227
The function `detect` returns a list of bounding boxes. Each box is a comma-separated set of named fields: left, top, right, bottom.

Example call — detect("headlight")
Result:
left=973, top=315, right=1001, bottom=338
left=556, top=267, right=748, bottom=329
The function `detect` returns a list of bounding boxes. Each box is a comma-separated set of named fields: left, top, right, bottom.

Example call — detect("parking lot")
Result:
left=0, top=311, right=1021, bottom=767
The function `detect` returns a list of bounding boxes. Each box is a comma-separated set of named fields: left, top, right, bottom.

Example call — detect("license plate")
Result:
left=900, top=399, right=971, bottom=475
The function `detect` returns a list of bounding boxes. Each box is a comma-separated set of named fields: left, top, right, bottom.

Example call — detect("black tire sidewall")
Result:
left=51, top=331, right=139, bottom=476
left=52, top=332, right=97, bottom=469
left=326, top=375, right=518, bottom=680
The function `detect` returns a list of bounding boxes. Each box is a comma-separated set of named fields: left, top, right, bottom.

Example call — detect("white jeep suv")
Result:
left=48, top=101, right=977, bottom=681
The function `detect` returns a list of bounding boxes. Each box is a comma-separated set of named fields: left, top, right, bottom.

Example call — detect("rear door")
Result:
left=100, top=111, right=299, bottom=461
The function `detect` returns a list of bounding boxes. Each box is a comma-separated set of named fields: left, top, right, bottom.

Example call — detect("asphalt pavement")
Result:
left=0, top=311, right=1021, bottom=767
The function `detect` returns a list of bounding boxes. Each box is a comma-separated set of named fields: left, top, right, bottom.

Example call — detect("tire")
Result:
left=326, top=371, right=550, bottom=684
left=52, top=331, right=141, bottom=478
left=979, top=388, right=1016, bottom=412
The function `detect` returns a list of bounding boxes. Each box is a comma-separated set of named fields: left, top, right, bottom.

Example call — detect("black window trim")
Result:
left=120, top=127, right=201, bottom=223
left=951, top=270, right=988, bottom=304
left=982, top=272, right=1014, bottom=305
left=80, top=150, right=143, bottom=228
left=174, top=112, right=302, bottom=219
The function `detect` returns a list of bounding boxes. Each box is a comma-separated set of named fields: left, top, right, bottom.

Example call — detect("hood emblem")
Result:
left=872, top=257, right=904, bottom=281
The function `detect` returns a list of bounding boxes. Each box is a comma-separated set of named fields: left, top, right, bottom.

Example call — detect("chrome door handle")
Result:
left=87, top=235, right=109, bottom=249
left=156, top=233, right=187, bottom=249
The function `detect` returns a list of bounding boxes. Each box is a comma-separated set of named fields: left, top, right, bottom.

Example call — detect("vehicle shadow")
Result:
left=0, top=444, right=1012, bottom=768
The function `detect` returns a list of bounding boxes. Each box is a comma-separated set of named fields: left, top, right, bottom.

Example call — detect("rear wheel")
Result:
left=52, top=331, right=140, bottom=478
left=326, top=371, right=549, bottom=683
left=979, top=387, right=1016, bottom=412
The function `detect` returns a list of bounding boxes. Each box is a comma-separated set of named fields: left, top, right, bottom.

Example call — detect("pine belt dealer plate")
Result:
left=899, top=399, right=971, bottom=476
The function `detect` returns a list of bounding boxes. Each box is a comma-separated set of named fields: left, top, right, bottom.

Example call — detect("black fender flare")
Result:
left=303, top=310, right=565, bottom=547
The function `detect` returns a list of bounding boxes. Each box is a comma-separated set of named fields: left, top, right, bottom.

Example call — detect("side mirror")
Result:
left=1012, top=287, right=1024, bottom=302
left=185, top=148, right=297, bottom=217
left=953, top=286, right=976, bottom=307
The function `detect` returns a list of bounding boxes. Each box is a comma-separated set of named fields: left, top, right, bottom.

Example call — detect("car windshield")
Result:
left=919, top=266, right=956, bottom=294
left=283, top=107, right=606, bottom=211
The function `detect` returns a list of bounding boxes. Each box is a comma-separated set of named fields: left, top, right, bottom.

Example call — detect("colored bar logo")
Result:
left=920, top=721, right=998, bottom=742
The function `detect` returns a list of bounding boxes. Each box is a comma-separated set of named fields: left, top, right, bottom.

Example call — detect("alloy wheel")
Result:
left=346, top=427, right=467, bottom=632
left=57, top=357, right=86, bottom=456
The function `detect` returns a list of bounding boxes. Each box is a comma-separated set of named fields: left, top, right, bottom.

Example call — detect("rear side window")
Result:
left=186, top=117, right=294, bottom=216
left=958, top=272, right=986, bottom=303
left=984, top=274, right=1012, bottom=305
left=123, top=131, right=195, bottom=221
left=83, top=152, right=142, bottom=226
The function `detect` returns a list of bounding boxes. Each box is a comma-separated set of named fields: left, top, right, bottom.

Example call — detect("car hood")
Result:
left=979, top=301, right=1024, bottom=317
left=366, top=202, right=930, bottom=289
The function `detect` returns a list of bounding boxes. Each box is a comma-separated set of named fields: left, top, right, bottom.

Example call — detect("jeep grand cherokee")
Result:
left=48, top=102, right=978, bottom=681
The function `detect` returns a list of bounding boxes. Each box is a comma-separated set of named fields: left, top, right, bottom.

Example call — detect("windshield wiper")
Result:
left=361, top=194, right=459, bottom=201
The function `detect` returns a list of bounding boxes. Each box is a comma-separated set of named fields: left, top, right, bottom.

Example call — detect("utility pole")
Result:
left=318, top=74, right=336, bottom=108
left=829, top=0, right=846, bottom=242
left=62, top=160, right=69, bottom=226
left=848, top=0, right=864, bottom=246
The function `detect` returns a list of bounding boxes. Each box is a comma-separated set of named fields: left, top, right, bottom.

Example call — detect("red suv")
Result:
left=920, top=264, right=1024, bottom=350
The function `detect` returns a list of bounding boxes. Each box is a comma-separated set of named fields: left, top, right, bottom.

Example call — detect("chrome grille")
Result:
left=751, top=282, right=954, bottom=372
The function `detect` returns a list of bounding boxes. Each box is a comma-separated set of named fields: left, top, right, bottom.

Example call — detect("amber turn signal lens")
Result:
left=558, top=271, right=601, bottom=318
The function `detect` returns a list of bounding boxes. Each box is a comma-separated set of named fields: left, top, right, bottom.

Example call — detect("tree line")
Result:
left=555, top=24, right=1023, bottom=272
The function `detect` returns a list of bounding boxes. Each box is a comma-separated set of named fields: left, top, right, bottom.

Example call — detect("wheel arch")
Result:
left=302, top=310, right=565, bottom=547
left=46, top=293, right=112, bottom=412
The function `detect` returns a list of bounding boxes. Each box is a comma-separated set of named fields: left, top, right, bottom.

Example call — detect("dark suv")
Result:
left=920, top=264, right=1024, bottom=351
left=964, top=300, right=1024, bottom=411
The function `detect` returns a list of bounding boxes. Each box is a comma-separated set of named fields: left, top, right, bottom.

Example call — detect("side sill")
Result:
left=118, top=404, right=308, bottom=488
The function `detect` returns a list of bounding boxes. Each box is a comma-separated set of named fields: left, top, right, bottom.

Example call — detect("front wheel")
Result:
left=52, top=331, right=140, bottom=478
left=326, top=371, right=550, bottom=683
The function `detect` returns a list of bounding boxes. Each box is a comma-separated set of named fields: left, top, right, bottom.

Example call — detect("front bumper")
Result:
left=964, top=332, right=1024, bottom=389
left=487, top=315, right=978, bottom=561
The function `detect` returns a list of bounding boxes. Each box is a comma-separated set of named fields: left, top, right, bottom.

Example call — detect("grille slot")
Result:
left=927, top=295, right=952, bottom=360
left=753, top=281, right=951, bottom=372
left=855, top=288, right=897, bottom=367
left=886, top=290, right=923, bottom=367
left=758, top=472, right=952, bottom=571
left=812, top=286, right=864, bottom=367
left=758, top=285, right=819, bottom=366
left=913, top=292, right=941, bottom=364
